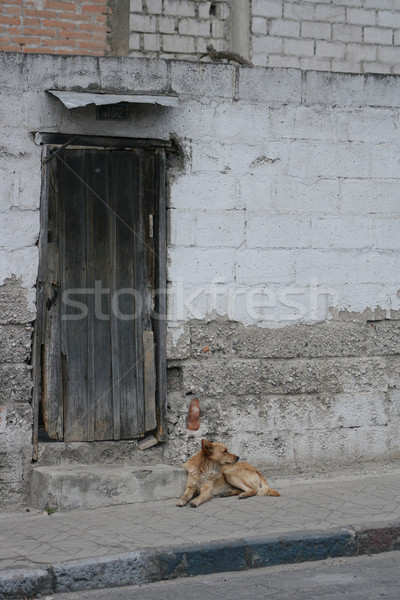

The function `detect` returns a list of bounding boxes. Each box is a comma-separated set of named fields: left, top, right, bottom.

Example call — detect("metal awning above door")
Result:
left=47, top=90, right=179, bottom=109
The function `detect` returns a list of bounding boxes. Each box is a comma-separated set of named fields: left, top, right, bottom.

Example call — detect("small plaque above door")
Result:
left=97, top=103, right=129, bottom=120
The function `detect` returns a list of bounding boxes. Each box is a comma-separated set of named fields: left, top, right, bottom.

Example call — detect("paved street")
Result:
left=38, top=552, right=400, bottom=600
left=1, top=470, right=400, bottom=572
left=1, top=468, right=400, bottom=598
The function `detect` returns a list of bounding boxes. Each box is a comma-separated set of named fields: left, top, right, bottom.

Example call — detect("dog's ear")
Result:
left=201, top=439, right=213, bottom=456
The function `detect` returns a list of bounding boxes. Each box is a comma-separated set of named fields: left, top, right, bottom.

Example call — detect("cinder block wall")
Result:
left=1, top=53, right=400, bottom=504
left=251, top=0, right=400, bottom=73
left=129, top=0, right=230, bottom=58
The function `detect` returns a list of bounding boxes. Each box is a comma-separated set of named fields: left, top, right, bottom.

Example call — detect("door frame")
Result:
left=32, top=134, right=169, bottom=458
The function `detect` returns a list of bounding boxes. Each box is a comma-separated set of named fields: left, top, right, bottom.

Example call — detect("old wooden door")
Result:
left=40, top=142, right=166, bottom=442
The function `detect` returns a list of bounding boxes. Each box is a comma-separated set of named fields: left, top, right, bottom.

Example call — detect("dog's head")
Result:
left=201, top=439, right=239, bottom=465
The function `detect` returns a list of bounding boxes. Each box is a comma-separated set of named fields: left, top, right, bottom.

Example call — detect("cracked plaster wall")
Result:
left=1, top=53, right=400, bottom=504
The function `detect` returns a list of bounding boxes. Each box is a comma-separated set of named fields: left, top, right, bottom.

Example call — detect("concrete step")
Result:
left=31, top=464, right=187, bottom=511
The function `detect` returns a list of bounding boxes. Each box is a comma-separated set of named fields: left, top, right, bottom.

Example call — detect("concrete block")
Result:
left=146, top=0, right=162, bottom=13
left=31, top=465, right=187, bottom=510
left=301, top=21, right=332, bottom=40
left=288, top=141, right=370, bottom=179
left=170, top=209, right=245, bottom=248
left=284, top=3, right=314, bottom=21
left=300, top=57, right=332, bottom=71
left=311, top=216, right=375, bottom=249
left=239, top=176, right=272, bottom=212
left=252, top=35, right=283, bottom=55
left=347, top=8, right=377, bottom=25
left=316, top=40, right=346, bottom=59
left=246, top=215, right=311, bottom=249
left=370, top=144, right=400, bottom=178
left=358, top=252, right=400, bottom=285
left=333, top=24, right=362, bottom=43
left=235, top=248, right=296, bottom=285
left=346, top=43, right=377, bottom=62
left=268, top=56, right=301, bottom=69
left=252, top=17, right=267, bottom=36
left=98, top=56, right=169, bottom=93
left=315, top=5, right=346, bottom=22
left=270, top=19, right=300, bottom=38
left=25, top=54, right=100, bottom=92
left=378, top=45, right=400, bottom=64
left=238, top=67, right=302, bottom=106
left=252, top=0, right=282, bottom=18
left=0, top=276, right=36, bottom=325
left=164, top=0, right=196, bottom=17
left=367, top=320, right=400, bottom=355
left=0, top=211, right=39, bottom=249
left=272, top=177, right=340, bottom=215
left=335, top=108, right=397, bottom=143
left=305, top=71, right=400, bottom=108
left=292, top=106, right=336, bottom=141
left=364, top=27, right=393, bottom=45
left=0, top=324, right=32, bottom=362
left=170, top=60, right=235, bottom=98
left=143, top=33, right=161, bottom=52
left=284, top=38, right=315, bottom=57
left=169, top=173, right=238, bottom=210
left=374, top=217, right=400, bottom=249
left=129, top=13, right=157, bottom=32
left=168, top=247, right=236, bottom=284
left=341, top=180, right=400, bottom=215
left=295, top=249, right=359, bottom=286
left=0, top=52, right=26, bottom=91
left=378, top=10, right=400, bottom=28
left=0, top=364, right=33, bottom=403
left=159, top=16, right=176, bottom=33
left=163, top=35, right=196, bottom=53
left=179, top=18, right=210, bottom=37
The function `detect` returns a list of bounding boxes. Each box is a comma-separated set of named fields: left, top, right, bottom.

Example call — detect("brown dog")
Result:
left=177, top=439, right=280, bottom=507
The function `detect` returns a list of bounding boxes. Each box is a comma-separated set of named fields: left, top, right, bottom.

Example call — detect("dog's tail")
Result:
left=256, top=474, right=280, bottom=497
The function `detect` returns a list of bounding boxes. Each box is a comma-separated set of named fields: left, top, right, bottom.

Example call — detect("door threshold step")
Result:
left=31, top=464, right=186, bottom=511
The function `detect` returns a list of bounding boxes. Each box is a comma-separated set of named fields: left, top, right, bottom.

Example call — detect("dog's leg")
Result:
left=176, top=477, right=197, bottom=507
left=189, top=484, right=214, bottom=507
left=222, top=472, right=257, bottom=499
left=219, top=488, right=241, bottom=497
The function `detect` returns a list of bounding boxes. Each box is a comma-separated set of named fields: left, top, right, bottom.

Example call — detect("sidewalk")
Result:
left=1, top=469, right=400, bottom=599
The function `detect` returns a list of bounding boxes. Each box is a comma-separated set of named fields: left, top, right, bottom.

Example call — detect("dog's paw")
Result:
left=176, top=499, right=187, bottom=507
left=189, top=499, right=200, bottom=507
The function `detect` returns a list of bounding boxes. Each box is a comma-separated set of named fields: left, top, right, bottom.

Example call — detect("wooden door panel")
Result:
left=43, top=146, right=161, bottom=442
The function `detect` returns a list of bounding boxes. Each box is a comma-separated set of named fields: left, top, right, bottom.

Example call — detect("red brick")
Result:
left=24, top=27, right=56, bottom=36
left=23, top=18, right=41, bottom=26
left=5, top=6, right=22, bottom=15
left=22, top=46, right=55, bottom=53
left=58, top=30, right=91, bottom=39
left=0, top=15, right=20, bottom=25
left=78, top=40, right=105, bottom=49
left=79, top=23, right=107, bottom=31
left=96, top=14, right=107, bottom=23
left=24, top=9, right=57, bottom=18
left=44, top=1, right=76, bottom=10
left=42, top=18, right=76, bottom=29
left=187, top=398, right=200, bottom=431
left=0, top=43, right=21, bottom=51
left=82, top=4, right=109, bottom=13
left=12, top=35, right=43, bottom=45
left=43, top=37, right=76, bottom=46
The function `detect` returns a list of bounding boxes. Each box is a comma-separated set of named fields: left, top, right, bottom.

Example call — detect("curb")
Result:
left=1, top=522, right=399, bottom=599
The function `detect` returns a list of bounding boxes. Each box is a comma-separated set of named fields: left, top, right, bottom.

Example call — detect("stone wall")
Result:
left=1, top=52, right=400, bottom=504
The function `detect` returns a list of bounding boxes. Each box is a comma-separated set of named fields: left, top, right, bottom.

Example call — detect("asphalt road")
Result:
left=41, top=551, right=400, bottom=600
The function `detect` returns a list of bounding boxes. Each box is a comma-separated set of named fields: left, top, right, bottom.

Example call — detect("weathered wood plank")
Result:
left=60, top=150, right=89, bottom=442
left=143, top=330, right=157, bottom=432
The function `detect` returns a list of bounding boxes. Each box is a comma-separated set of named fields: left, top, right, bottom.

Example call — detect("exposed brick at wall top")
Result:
left=0, top=0, right=110, bottom=55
